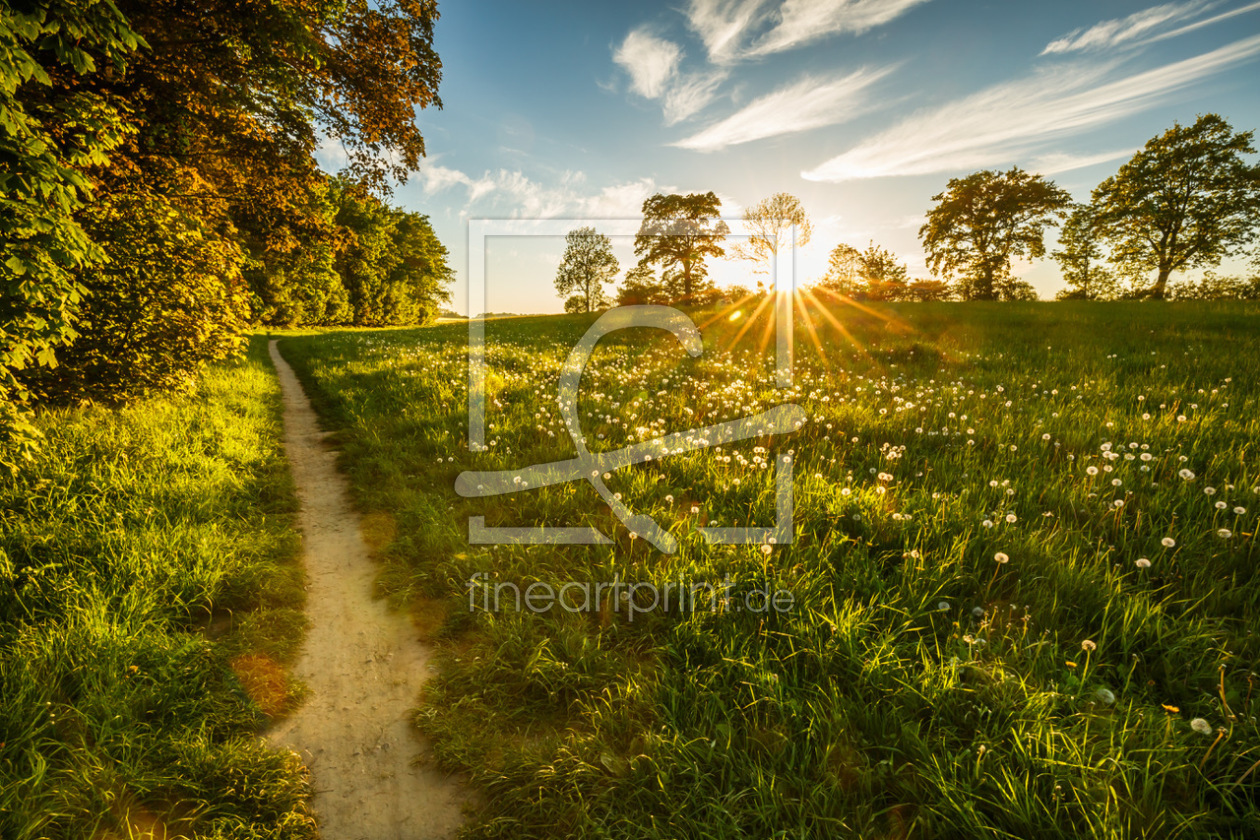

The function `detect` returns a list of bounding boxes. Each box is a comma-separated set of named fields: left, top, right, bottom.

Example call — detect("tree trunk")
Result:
left=1149, top=267, right=1171, bottom=300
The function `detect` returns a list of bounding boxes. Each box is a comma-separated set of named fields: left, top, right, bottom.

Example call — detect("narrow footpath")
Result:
left=266, top=339, right=469, bottom=840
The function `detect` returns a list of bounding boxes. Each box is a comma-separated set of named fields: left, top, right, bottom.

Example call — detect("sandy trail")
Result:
left=266, top=339, right=469, bottom=840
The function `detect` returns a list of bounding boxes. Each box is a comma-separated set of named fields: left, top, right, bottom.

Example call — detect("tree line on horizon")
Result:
left=1, top=0, right=451, bottom=458
left=555, top=114, right=1260, bottom=312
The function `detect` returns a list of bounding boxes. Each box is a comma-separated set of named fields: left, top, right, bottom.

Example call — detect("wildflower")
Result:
left=1135, top=558, right=1151, bottom=569
left=1087, top=466, right=1099, bottom=476
left=994, top=552, right=1010, bottom=564
left=971, top=606, right=985, bottom=618
left=1217, top=528, right=1233, bottom=539
left=1162, top=537, right=1176, bottom=548
left=1234, top=506, right=1247, bottom=515
left=1005, top=513, right=1017, bottom=523
left=982, top=519, right=994, bottom=528
left=1179, top=469, right=1196, bottom=480
left=1094, top=688, right=1116, bottom=705
left=1204, top=486, right=1217, bottom=496
left=1190, top=718, right=1212, bottom=735
left=938, top=601, right=951, bottom=611
left=1081, top=640, right=1097, bottom=652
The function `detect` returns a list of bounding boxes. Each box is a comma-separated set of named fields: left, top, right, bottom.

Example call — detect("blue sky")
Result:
left=319, top=0, right=1260, bottom=313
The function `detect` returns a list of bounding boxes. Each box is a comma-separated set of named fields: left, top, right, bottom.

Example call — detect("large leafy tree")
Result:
left=12, top=0, right=447, bottom=403
left=634, top=192, right=729, bottom=303
left=732, top=192, right=812, bottom=289
left=332, top=182, right=451, bottom=327
left=1, top=0, right=140, bottom=449
left=919, top=168, right=1071, bottom=300
left=555, top=227, right=618, bottom=313
left=1053, top=204, right=1119, bottom=300
left=1093, top=114, right=1260, bottom=300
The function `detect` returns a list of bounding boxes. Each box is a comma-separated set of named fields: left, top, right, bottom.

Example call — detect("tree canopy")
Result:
left=920, top=168, right=1070, bottom=300
left=733, top=193, right=812, bottom=288
left=1093, top=114, right=1260, bottom=299
left=2, top=0, right=450, bottom=442
left=634, top=192, right=729, bottom=302
left=555, top=227, right=618, bottom=313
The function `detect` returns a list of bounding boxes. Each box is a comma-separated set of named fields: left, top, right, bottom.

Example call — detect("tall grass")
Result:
left=282, top=302, right=1260, bottom=839
left=0, top=337, right=315, bottom=839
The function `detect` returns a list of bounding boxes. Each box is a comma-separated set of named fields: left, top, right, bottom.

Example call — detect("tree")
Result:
left=1053, top=204, right=1119, bottom=300
left=555, top=227, right=618, bottom=313
left=634, top=192, right=729, bottom=303
left=1, top=0, right=140, bottom=450
left=615, top=264, right=669, bottom=306
left=919, top=168, right=1071, bottom=300
left=21, top=188, right=250, bottom=401
left=818, top=242, right=862, bottom=295
left=732, top=192, right=813, bottom=281
left=858, top=242, right=909, bottom=301
left=1093, top=114, right=1260, bottom=300
left=332, top=182, right=452, bottom=327
left=907, top=279, right=953, bottom=301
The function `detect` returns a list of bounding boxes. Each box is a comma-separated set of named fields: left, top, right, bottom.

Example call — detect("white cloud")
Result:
left=746, top=0, right=934, bottom=57
left=1142, top=0, right=1260, bottom=45
left=685, top=0, right=931, bottom=63
left=662, top=69, right=730, bottom=125
left=802, top=33, right=1260, bottom=181
left=1027, top=148, right=1138, bottom=175
left=417, top=163, right=673, bottom=218
left=672, top=67, right=894, bottom=152
left=1041, top=1, right=1208, bottom=54
left=614, top=28, right=683, bottom=98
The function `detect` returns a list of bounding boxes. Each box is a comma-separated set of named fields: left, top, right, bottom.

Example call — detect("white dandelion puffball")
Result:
left=994, top=552, right=1010, bottom=564
left=938, top=601, right=951, bottom=611
left=1135, top=558, right=1151, bottom=569
left=1162, top=537, right=1176, bottom=548
left=1081, top=639, right=1097, bottom=652
left=1191, top=718, right=1212, bottom=735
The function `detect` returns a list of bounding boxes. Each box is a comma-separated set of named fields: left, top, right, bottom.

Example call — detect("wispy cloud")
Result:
left=1027, top=148, right=1138, bottom=175
left=1142, top=0, right=1260, bottom=44
left=612, top=28, right=726, bottom=123
left=686, top=0, right=931, bottom=63
left=662, top=69, right=729, bottom=125
left=671, top=67, right=895, bottom=151
left=1041, top=1, right=1208, bottom=54
left=418, top=163, right=673, bottom=218
left=613, top=28, right=683, bottom=98
left=802, top=33, right=1260, bottom=181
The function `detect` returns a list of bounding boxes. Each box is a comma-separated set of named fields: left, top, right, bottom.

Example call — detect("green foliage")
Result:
left=22, top=187, right=251, bottom=402
left=818, top=241, right=913, bottom=301
left=0, top=337, right=313, bottom=838
left=1093, top=114, right=1260, bottom=299
left=615, top=263, right=671, bottom=306
left=282, top=305, right=1260, bottom=838
left=555, top=227, right=618, bottom=314
left=0, top=0, right=139, bottom=448
left=634, top=192, right=729, bottom=302
left=1169, top=271, right=1260, bottom=301
left=332, top=182, right=453, bottom=327
left=920, top=168, right=1070, bottom=300
left=1054, top=204, right=1120, bottom=301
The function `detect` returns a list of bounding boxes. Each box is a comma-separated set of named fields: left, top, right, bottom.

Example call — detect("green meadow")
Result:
left=278, top=301, right=1260, bottom=839
left=0, top=337, right=315, bottom=839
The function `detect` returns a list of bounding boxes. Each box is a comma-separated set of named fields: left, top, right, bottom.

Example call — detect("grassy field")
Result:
left=280, top=301, right=1260, bottom=839
left=0, top=337, right=315, bottom=839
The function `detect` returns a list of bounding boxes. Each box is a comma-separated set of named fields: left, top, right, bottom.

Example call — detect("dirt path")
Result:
left=266, top=340, right=469, bottom=840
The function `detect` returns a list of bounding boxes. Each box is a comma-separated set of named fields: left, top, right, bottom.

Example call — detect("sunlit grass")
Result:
left=282, top=301, right=1260, bottom=839
left=0, top=337, right=314, bottom=839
